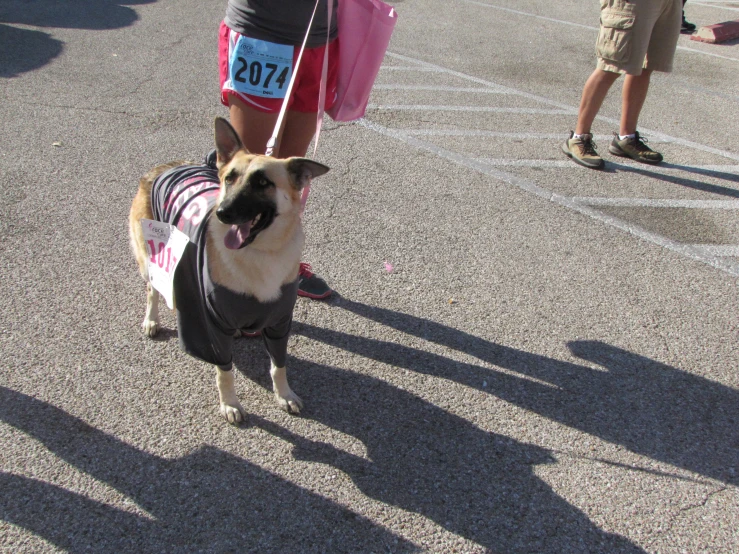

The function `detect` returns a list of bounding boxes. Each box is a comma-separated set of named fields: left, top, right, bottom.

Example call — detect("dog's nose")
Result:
left=216, top=207, right=235, bottom=224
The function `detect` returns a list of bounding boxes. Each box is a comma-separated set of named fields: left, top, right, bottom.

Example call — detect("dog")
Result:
left=129, top=116, right=329, bottom=424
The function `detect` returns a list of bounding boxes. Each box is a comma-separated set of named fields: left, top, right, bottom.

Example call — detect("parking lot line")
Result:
left=385, top=52, right=739, bottom=162
left=367, top=104, right=575, bottom=114
left=458, top=0, right=739, bottom=62
left=570, top=197, right=739, bottom=209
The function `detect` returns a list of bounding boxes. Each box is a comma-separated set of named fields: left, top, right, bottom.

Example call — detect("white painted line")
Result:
left=473, top=157, right=739, bottom=176
left=373, top=84, right=512, bottom=94
left=476, top=159, right=574, bottom=168
left=385, top=52, right=739, bottom=162
left=359, top=118, right=739, bottom=278
left=379, top=66, right=444, bottom=72
left=692, top=2, right=739, bottom=11
left=460, top=0, right=596, bottom=30
left=366, top=104, right=575, bottom=115
left=691, top=245, right=739, bottom=257
left=403, top=130, right=622, bottom=141
left=457, top=0, right=739, bottom=62
left=570, top=197, right=739, bottom=209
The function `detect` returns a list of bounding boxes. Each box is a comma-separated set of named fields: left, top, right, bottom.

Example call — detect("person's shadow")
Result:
left=296, top=298, right=739, bottom=488
left=0, top=0, right=156, bottom=78
left=243, top=354, right=644, bottom=553
left=0, top=386, right=413, bottom=553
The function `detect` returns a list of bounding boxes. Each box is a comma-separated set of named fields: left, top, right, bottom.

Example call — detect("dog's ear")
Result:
left=214, top=117, right=244, bottom=168
left=285, top=158, right=330, bottom=190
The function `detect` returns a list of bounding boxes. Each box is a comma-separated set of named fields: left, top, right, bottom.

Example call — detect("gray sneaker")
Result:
left=608, top=131, right=663, bottom=164
left=562, top=131, right=604, bottom=169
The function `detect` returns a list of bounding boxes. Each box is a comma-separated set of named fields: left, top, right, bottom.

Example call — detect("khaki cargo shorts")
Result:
left=596, top=0, right=682, bottom=75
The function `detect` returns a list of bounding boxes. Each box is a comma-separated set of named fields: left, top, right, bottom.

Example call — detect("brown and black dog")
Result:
left=129, top=117, right=329, bottom=423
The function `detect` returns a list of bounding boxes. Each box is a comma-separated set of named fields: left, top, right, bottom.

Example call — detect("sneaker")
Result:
left=681, top=14, right=696, bottom=33
left=608, top=132, right=663, bottom=164
left=562, top=131, right=605, bottom=169
left=297, top=262, right=332, bottom=299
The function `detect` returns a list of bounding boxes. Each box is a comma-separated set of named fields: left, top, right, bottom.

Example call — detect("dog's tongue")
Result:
left=224, top=222, right=252, bottom=250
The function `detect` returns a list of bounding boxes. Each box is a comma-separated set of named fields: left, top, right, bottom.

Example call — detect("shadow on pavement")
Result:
left=250, top=354, right=645, bottom=553
left=611, top=162, right=739, bottom=197
left=0, top=386, right=413, bottom=553
left=0, top=0, right=156, bottom=78
left=297, top=297, right=738, bottom=489
left=0, top=24, right=63, bottom=78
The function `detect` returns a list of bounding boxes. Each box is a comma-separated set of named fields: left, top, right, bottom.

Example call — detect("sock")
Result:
left=619, top=133, right=636, bottom=141
left=573, top=133, right=587, bottom=139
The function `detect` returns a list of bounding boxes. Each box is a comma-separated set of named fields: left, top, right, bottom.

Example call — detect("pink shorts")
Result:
left=219, top=21, right=339, bottom=113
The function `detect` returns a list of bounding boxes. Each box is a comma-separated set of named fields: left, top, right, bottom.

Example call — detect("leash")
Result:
left=265, top=0, right=329, bottom=160
left=264, top=0, right=331, bottom=208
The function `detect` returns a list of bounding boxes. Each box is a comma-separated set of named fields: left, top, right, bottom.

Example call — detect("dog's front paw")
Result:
left=142, top=319, right=159, bottom=337
left=274, top=389, right=304, bottom=415
left=220, top=401, right=247, bottom=424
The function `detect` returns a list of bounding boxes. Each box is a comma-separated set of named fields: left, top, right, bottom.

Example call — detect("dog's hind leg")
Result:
left=143, top=283, right=160, bottom=337
left=216, top=364, right=247, bottom=424
left=270, top=362, right=303, bottom=414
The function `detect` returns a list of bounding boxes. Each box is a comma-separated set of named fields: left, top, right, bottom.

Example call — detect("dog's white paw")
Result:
left=220, top=401, right=247, bottom=424
left=142, top=319, right=159, bottom=337
left=274, top=389, right=303, bottom=415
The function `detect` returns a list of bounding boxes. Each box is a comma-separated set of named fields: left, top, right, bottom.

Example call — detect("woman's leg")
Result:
left=279, top=111, right=319, bottom=159
left=228, top=94, right=280, bottom=155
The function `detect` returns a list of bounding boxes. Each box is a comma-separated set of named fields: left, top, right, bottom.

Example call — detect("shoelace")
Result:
left=631, top=133, right=653, bottom=153
left=579, top=137, right=599, bottom=157
left=299, top=262, right=314, bottom=278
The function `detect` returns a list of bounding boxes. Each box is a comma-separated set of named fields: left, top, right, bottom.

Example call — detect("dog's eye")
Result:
left=224, top=171, right=237, bottom=186
left=259, top=178, right=268, bottom=187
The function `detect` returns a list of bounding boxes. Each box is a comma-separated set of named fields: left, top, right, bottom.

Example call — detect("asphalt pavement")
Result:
left=1, top=0, right=738, bottom=552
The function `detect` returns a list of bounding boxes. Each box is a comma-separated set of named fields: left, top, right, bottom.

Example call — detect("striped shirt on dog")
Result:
left=150, top=162, right=298, bottom=367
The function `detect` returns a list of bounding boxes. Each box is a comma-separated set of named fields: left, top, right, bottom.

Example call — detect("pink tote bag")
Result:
left=327, top=0, right=398, bottom=122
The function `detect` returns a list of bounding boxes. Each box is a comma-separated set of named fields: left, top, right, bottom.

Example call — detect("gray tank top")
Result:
left=225, top=0, right=338, bottom=48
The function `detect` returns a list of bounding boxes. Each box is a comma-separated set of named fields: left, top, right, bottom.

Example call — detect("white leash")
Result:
left=265, top=0, right=329, bottom=161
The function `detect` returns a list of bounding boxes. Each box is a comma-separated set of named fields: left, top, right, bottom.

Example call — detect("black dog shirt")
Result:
left=150, top=162, right=298, bottom=367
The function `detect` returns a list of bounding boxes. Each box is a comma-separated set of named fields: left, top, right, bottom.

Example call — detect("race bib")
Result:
left=141, top=219, right=189, bottom=309
left=229, top=36, right=293, bottom=98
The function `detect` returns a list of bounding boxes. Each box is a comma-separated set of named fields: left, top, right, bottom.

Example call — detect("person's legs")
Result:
left=609, top=69, right=662, bottom=164
left=682, top=0, right=696, bottom=33
left=228, top=95, right=280, bottom=155
left=278, top=110, right=332, bottom=299
left=278, top=110, right=319, bottom=159
left=619, top=69, right=652, bottom=136
left=562, top=68, right=620, bottom=169
left=574, top=68, right=621, bottom=135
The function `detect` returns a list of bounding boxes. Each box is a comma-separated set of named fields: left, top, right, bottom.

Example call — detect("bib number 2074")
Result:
left=234, top=60, right=289, bottom=92
left=229, top=36, right=294, bottom=99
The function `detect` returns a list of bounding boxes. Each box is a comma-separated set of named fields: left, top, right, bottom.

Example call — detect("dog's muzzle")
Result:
left=217, top=207, right=276, bottom=250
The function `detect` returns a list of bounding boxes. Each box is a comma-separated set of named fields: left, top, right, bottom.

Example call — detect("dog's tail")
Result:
left=129, top=162, right=185, bottom=281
